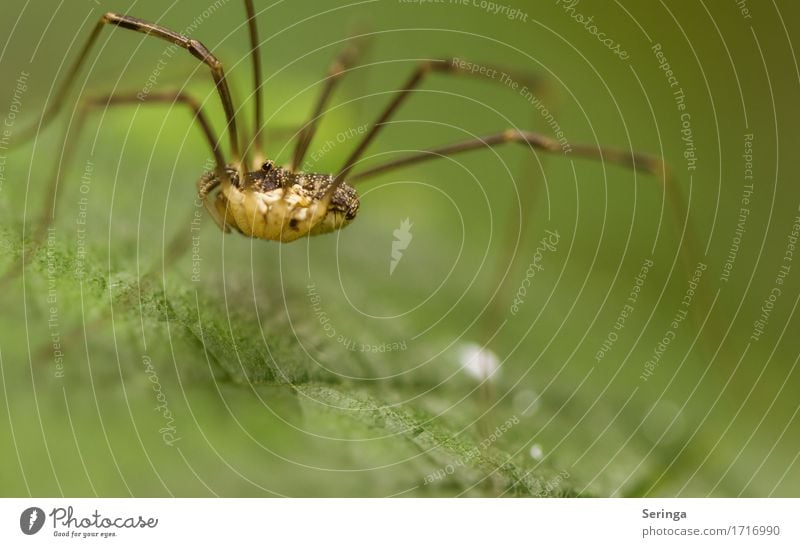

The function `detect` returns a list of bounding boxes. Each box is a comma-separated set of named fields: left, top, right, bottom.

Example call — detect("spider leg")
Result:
left=243, top=0, right=265, bottom=165
left=12, top=12, right=242, bottom=165
left=196, top=172, right=230, bottom=233
left=346, top=131, right=696, bottom=288
left=334, top=58, right=546, bottom=186
left=289, top=36, right=371, bottom=172
left=0, top=90, right=227, bottom=287
left=348, top=129, right=666, bottom=183
left=347, top=130, right=708, bottom=353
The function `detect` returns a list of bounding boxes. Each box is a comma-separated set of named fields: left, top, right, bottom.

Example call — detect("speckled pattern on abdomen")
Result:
left=216, top=177, right=356, bottom=242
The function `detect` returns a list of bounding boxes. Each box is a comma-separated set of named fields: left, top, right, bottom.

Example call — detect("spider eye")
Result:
left=262, top=161, right=274, bottom=172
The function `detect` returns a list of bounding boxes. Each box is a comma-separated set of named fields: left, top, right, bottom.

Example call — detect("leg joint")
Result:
left=189, top=39, right=218, bottom=67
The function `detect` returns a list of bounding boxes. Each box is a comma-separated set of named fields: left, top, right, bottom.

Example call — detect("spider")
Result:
left=10, top=1, right=665, bottom=255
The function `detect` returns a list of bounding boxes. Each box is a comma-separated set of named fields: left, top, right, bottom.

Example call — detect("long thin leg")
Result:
left=0, top=90, right=226, bottom=287
left=345, top=129, right=688, bottom=305
left=197, top=171, right=229, bottom=232
left=243, top=0, right=264, bottom=165
left=12, top=12, right=242, bottom=164
left=290, top=38, right=369, bottom=171
left=347, top=129, right=703, bottom=364
left=335, top=58, right=546, bottom=184
left=348, top=129, right=666, bottom=184
left=83, top=91, right=226, bottom=171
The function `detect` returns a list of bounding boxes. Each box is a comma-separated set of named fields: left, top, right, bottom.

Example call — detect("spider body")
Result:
left=209, top=162, right=360, bottom=242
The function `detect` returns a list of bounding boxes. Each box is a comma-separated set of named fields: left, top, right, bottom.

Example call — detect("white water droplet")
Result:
left=457, top=342, right=500, bottom=382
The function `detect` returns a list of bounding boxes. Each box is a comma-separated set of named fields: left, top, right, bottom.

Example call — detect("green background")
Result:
left=0, top=0, right=798, bottom=496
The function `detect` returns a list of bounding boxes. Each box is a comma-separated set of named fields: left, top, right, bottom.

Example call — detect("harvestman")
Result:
left=7, top=1, right=667, bottom=272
